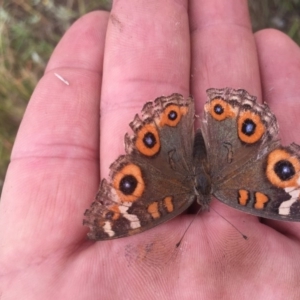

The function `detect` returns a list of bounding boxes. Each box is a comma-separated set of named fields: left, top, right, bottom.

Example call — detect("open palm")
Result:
left=1, top=1, right=300, bottom=299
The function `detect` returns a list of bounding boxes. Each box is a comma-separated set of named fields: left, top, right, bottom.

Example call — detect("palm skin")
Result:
left=1, top=1, right=300, bottom=299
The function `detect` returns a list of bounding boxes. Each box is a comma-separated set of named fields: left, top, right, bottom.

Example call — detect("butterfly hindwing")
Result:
left=202, top=88, right=300, bottom=221
left=84, top=94, right=197, bottom=240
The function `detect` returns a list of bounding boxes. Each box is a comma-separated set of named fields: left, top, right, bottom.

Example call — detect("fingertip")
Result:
left=255, top=28, right=300, bottom=86
left=255, top=28, right=300, bottom=143
left=46, top=10, right=109, bottom=72
left=189, top=0, right=261, bottom=107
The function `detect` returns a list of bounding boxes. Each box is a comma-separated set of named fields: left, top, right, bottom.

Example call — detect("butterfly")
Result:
left=83, top=88, right=300, bottom=240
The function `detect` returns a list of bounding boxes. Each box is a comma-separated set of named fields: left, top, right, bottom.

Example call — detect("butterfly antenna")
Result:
left=210, top=206, right=248, bottom=240
left=176, top=208, right=202, bottom=248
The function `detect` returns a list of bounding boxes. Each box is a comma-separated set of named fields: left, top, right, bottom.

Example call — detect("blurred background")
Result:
left=1, top=0, right=300, bottom=194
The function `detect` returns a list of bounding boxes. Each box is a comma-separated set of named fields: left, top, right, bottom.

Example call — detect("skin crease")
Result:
left=1, top=0, right=300, bottom=299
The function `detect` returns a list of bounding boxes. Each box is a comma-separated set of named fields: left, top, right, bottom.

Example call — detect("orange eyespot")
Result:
left=159, top=104, right=188, bottom=127
left=206, top=98, right=236, bottom=121
left=113, top=164, right=145, bottom=202
left=105, top=205, right=121, bottom=220
left=266, top=149, right=300, bottom=188
left=237, top=111, right=265, bottom=144
left=135, top=124, right=160, bottom=156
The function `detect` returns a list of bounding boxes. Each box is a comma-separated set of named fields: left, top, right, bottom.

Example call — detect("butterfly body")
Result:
left=83, top=88, right=300, bottom=240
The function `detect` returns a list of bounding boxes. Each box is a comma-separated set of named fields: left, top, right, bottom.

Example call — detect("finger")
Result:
left=100, top=0, right=190, bottom=175
left=255, top=29, right=300, bottom=236
left=256, top=29, right=300, bottom=144
left=189, top=0, right=261, bottom=110
left=0, top=12, right=109, bottom=255
left=188, top=0, right=262, bottom=220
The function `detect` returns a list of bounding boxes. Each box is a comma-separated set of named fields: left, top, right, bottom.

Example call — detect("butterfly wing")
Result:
left=84, top=94, right=197, bottom=240
left=202, top=88, right=300, bottom=221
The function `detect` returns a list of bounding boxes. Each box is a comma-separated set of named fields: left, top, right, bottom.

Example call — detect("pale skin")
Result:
left=1, top=0, right=300, bottom=299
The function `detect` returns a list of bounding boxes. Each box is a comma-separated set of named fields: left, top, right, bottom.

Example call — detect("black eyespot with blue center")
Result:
left=119, top=175, right=137, bottom=195
left=242, top=118, right=256, bottom=136
left=213, top=104, right=224, bottom=115
left=168, top=110, right=178, bottom=121
left=143, top=132, right=157, bottom=149
left=274, top=160, right=295, bottom=181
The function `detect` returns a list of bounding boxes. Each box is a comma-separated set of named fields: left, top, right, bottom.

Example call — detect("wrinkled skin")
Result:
left=1, top=1, right=300, bottom=299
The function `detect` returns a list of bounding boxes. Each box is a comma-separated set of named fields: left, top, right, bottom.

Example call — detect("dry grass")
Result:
left=0, top=0, right=299, bottom=193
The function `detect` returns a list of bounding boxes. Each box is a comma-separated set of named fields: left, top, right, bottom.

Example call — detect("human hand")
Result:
left=1, top=1, right=300, bottom=299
